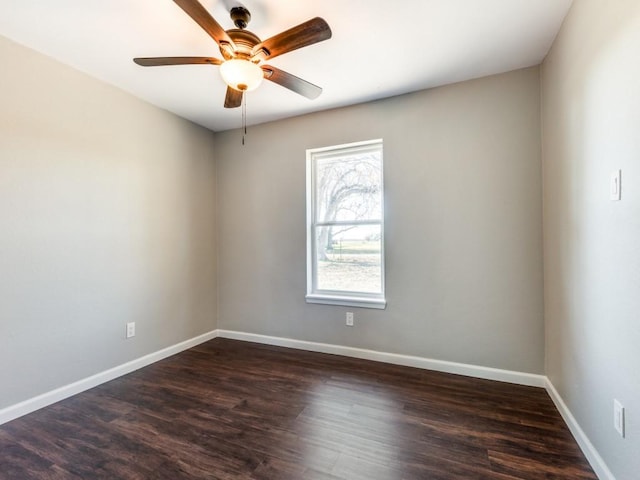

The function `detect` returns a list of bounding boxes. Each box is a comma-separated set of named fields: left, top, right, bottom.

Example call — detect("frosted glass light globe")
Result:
left=220, top=59, right=264, bottom=92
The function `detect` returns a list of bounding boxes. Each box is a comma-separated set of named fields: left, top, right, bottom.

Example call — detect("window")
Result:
left=306, top=139, right=386, bottom=309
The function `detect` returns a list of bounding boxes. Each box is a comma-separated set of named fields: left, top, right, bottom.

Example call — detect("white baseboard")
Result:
left=219, top=330, right=615, bottom=479
left=545, top=378, right=615, bottom=480
left=216, top=329, right=546, bottom=387
left=0, top=330, right=218, bottom=426
left=0, top=327, right=613, bottom=480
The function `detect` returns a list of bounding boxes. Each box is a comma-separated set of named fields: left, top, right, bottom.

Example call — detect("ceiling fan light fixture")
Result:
left=220, top=59, right=263, bottom=92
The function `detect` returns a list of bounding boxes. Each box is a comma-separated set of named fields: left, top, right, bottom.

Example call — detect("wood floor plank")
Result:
left=0, top=338, right=597, bottom=479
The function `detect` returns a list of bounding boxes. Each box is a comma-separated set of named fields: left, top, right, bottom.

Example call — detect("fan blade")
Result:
left=224, top=87, right=243, bottom=108
left=133, top=57, right=222, bottom=67
left=262, top=65, right=322, bottom=100
left=251, top=17, right=331, bottom=61
left=173, top=0, right=235, bottom=52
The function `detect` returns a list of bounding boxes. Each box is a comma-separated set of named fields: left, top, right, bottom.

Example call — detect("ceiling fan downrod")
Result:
left=230, top=6, right=250, bottom=29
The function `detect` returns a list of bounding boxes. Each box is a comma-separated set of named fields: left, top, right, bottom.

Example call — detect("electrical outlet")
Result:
left=614, top=399, right=625, bottom=437
left=126, top=322, right=136, bottom=339
left=346, top=312, right=354, bottom=327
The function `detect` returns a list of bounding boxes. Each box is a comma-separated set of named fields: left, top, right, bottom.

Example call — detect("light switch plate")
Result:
left=610, top=170, right=622, bottom=201
left=614, top=399, right=625, bottom=437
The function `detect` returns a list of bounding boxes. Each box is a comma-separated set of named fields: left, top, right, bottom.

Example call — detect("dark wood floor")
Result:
left=0, top=338, right=596, bottom=480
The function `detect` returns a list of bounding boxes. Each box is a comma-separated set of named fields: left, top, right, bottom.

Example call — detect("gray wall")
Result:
left=0, top=36, right=218, bottom=410
left=541, top=1, right=640, bottom=478
left=215, top=67, right=544, bottom=374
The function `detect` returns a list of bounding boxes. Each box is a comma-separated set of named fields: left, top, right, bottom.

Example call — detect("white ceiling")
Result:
left=0, top=0, right=572, bottom=132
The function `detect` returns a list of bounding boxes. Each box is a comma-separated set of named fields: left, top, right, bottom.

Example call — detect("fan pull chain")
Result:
left=241, top=93, right=247, bottom=145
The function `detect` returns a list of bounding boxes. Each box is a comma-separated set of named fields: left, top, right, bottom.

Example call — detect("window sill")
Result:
left=305, top=294, right=387, bottom=310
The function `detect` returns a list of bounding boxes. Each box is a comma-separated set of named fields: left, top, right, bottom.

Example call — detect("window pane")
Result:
left=307, top=139, right=385, bottom=308
left=315, top=151, right=382, bottom=223
left=315, top=224, right=382, bottom=294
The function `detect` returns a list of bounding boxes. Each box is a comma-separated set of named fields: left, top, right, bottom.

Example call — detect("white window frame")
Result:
left=306, top=139, right=386, bottom=309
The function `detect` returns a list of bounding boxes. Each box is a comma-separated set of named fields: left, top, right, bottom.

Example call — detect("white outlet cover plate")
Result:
left=126, top=322, right=136, bottom=338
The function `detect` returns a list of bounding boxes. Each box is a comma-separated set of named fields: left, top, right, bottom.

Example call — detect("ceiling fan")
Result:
left=134, top=0, right=332, bottom=109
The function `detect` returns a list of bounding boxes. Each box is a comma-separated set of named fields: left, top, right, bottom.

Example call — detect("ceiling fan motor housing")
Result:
left=223, top=29, right=261, bottom=60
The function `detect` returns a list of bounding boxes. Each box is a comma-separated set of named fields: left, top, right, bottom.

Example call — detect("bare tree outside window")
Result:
left=306, top=140, right=385, bottom=308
